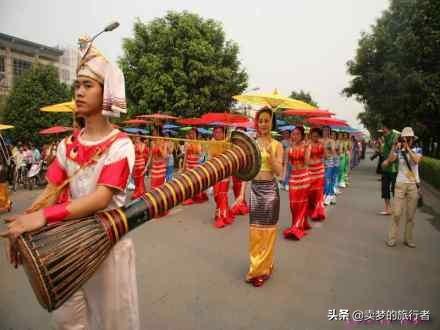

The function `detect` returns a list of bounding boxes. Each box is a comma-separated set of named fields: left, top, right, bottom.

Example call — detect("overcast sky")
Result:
left=1, top=0, right=389, bottom=128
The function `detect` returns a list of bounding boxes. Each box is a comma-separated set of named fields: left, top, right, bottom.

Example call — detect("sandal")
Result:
left=379, top=211, right=391, bottom=216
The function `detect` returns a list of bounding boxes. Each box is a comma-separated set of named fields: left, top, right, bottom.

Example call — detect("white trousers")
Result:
left=52, top=238, right=140, bottom=330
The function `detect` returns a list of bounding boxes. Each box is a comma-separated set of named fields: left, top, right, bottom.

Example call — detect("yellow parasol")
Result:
left=40, top=101, right=75, bottom=113
left=233, top=89, right=316, bottom=110
left=0, top=124, right=14, bottom=130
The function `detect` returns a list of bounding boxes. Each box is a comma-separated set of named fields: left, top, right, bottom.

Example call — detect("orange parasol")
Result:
left=39, top=126, right=73, bottom=135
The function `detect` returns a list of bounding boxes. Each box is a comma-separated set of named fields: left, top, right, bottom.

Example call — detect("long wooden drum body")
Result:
left=16, top=131, right=261, bottom=312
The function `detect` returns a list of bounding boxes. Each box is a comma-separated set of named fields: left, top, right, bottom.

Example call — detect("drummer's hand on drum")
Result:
left=0, top=210, right=46, bottom=241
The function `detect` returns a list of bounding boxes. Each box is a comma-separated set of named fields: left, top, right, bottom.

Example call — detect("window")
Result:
left=13, top=58, right=32, bottom=77
left=0, top=55, right=5, bottom=73
left=61, top=56, right=70, bottom=66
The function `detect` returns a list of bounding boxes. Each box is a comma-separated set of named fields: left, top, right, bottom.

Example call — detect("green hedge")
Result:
left=420, top=156, right=440, bottom=190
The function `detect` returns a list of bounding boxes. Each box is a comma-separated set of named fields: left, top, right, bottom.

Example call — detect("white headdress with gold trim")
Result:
left=76, top=36, right=127, bottom=117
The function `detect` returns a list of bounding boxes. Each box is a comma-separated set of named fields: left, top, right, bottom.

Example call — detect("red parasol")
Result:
left=223, top=120, right=255, bottom=129
left=177, top=118, right=206, bottom=126
left=39, top=126, right=73, bottom=135
left=137, top=113, right=178, bottom=121
left=307, top=117, right=348, bottom=127
left=122, top=119, right=151, bottom=125
left=282, top=109, right=334, bottom=118
left=200, top=112, right=249, bottom=125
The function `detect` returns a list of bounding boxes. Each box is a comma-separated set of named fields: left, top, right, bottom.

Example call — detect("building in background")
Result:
left=58, top=47, right=79, bottom=86
left=0, top=32, right=78, bottom=96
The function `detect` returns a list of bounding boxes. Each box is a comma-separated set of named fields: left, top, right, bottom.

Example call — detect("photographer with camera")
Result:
left=383, top=127, right=422, bottom=248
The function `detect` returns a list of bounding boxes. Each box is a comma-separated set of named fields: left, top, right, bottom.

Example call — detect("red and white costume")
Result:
left=182, top=142, right=208, bottom=205
left=132, top=142, right=149, bottom=200
left=308, top=142, right=326, bottom=221
left=43, top=36, right=139, bottom=330
left=284, top=145, right=310, bottom=240
left=46, top=128, right=139, bottom=330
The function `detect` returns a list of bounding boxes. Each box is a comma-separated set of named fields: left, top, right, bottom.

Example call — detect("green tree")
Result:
left=289, top=90, right=319, bottom=107
left=119, top=11, right=248, bottom=118
left=344, top=0, right=440, bottom=155
left=284, top=90, right=319, bottom=125
left=3, top=64, right=71, bottom=145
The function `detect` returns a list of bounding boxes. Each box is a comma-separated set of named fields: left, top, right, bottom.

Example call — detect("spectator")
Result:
left=384, top=127, right=422, bottom=248
left=22, top=144, right=33, bottom=170
left=379, top=122, right=398, bottom=215
left=31, top=144, right=41, bottom=163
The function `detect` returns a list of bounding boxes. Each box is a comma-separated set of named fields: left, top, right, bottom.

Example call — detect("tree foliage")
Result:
left=119, top=11, right=248, bottom=118
left=3, top=64, right=71, bottom=145
left=289, top=90, right=319, bottom=107
left=343, top=0, right=440, bottom=150
left=284, top=90, right=319, bottom=124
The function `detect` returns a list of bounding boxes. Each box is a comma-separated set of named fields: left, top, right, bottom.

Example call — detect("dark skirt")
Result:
left=250, top=179, right=280, bottom=226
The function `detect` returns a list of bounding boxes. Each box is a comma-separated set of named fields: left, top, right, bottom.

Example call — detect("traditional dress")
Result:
left=150, top=141, right=169, bottom=217
left=284, top=144, right=310, bottom=240
left=323, top=139, right=335, bottom=205
left=47, top=129, right=139, bottom=330
left=333, top=140, right=342, bottom=197
left=350, top=139, right=360, bottom=169
left=343, top=139, right=351, bottom=184
left=209, top=140, right=234, bottom=228
left=132, top=141, right=149, bottom=200
left=247, top=139, right=280, bottom=283
left=338, top=141, right=347, bottom=188
left=230, top=176, right=249, bottom=216
left=150, top=142, right=167, bottom=189
left=182, top=141, right=208, bottom=205
left=308, top=142, right=326, bottom=221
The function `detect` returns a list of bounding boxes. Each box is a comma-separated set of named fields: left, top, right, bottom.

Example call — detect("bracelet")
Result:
left=43, top=203, right=71, bottom=224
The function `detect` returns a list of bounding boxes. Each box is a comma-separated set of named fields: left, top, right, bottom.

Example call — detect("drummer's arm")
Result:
left=58, top=186, right=115, bottom=220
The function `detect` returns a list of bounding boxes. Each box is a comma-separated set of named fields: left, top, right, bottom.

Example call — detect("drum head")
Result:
left=230, top=131, right=261, bottom=181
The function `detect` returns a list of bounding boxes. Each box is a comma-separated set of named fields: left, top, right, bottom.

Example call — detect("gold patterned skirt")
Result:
left=246, top=180, right=279, bottom=281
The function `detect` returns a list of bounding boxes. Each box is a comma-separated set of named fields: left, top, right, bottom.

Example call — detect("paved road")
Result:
left=1, top=156, right=439, bottom=330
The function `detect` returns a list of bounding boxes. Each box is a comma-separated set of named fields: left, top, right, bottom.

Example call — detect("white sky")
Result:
left=1, top=0, right=389, bottom=128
